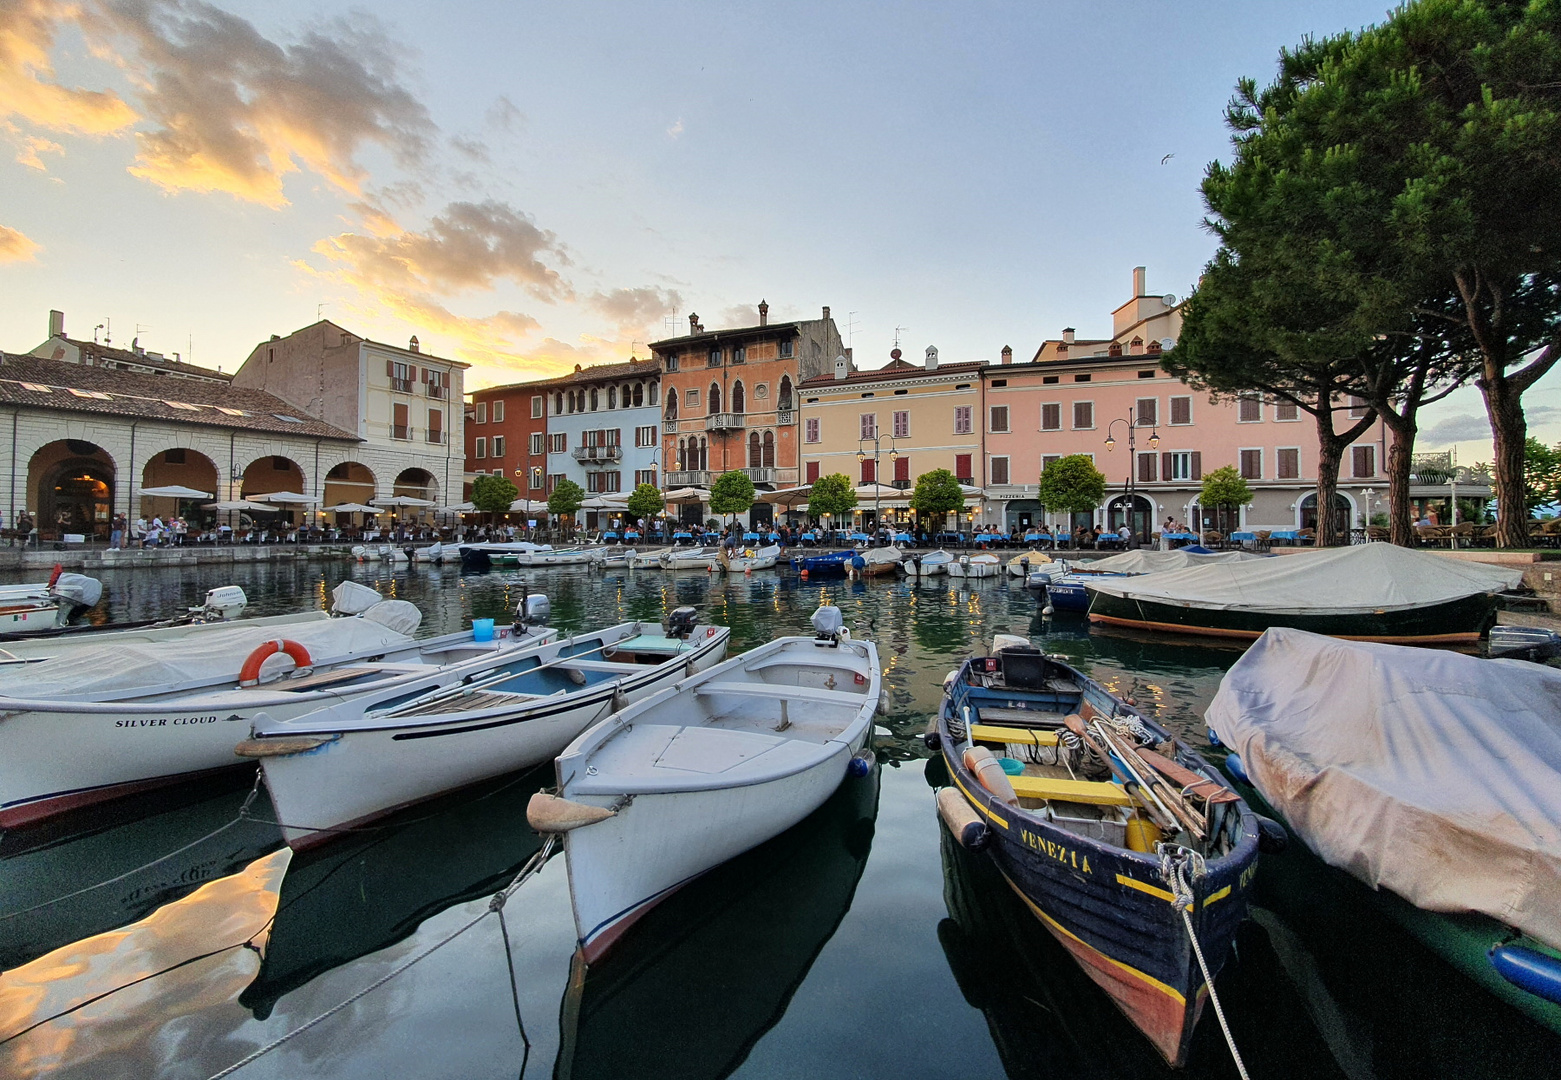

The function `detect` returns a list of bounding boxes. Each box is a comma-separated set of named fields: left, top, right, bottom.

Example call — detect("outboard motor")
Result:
left=665, top=606, right=699, bottom=640
left=811, top=604, right=847, bottom=646
left=192, top=585, right=248, bottom=622
left=50, top=573, right=103, bottom=619
left=514, top=592, right=551, bottom=634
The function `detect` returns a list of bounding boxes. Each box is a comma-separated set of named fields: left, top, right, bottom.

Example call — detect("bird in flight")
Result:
left=1161, top=153, right=1175, bottom=165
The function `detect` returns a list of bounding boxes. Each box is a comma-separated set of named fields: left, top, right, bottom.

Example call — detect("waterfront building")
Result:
left=29, top=309, right=230, bottom=383
left=543, top=358, right=661, bottom=522
left=652, top=303, right=843, bottom=524
left=797, top=345, right=987, bottom=530
left=467, top=376, right=557, bottom=502
left=231, top=321, right=468, bottom=513
left=984, top=266, right=1390, bottom=538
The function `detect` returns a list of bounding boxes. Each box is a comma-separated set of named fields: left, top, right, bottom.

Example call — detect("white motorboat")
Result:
left=456, top=542, right=554, bottom=570
left=627, top=548, right=672, bottom=568
left=517, top=546, right=608, bottom=567
left=0, top=571, right=102, bottom=632
left=847, top=546, right=903, bottom=578
left=350, top=544, right=408, bottom=564
left=898, top=549, right=953, bottom=577
left=718, top=544, right=783, bottom=573
left=413, top=541, right=443, bottom=563
left=0, top=584, right=558, bottom=829
left=0, top=586, right=277, bottom=656
left=947, top=552, right=1002, bottom=578
left=660, top=547, right=722, bottom=571
left=531, top=605, right=880, bottom=962
left=247, top=608, right=731, bottom=850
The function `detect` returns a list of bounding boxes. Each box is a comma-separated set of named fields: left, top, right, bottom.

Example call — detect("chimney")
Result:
left=409, top=335, right=420, bottom=352
left=689, top=312, right=699, bottom=334
left=48, top=310, right=64, bottom=338
left=835, top=353, right=850, bottom=380
left=1133, top=265, right=1147, bottom=296
left=822, top=305, right=830, bottom=321
left=758, top=299, right=768, bottom=327
left=1062, top=327, right=1076, bottom=344
left=1001, top=345, right=1012, bottom=365
left=923, top=345, right=938, bottom=371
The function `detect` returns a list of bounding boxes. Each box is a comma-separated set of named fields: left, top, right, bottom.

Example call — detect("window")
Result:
left=1238, top=393, right=1262, bottom=423
left=762, top=431, right=775, bottom=468
left=1275, top=400, right=1299, bottom=422
left=529, top=467, right=543, bottom=489
left=549, top=432, right=566, bottom=454
left=1074, top=373, right=1091, bottom=383
left=732, top=381, right=745, bottom=413
left=709, top=383, right=722, bottom=413
left=531, top=395, right=543, bottom=419
left=991, top=379, right=1007, bottom=388
left=1138, top=369, right=1156, bottom=379
left=474, top=437, right=487, bottom=459
left=1135, top=398, right=1157, bottom=426
left=1277, top=447, right=1300, bottom=479
left=732, top=346, right=745, bottom=364
left=1073, top=401, right=1094, bottom=429
left=1167, top=451, right=1192, bottom=481
left=1138, top=452, right=1158, bottom=483
left=428, top=408, right=445, bottom=444
left=491, top=399, right=503, bottom=422
left=1042, top=454, right=1061, bottom=470
left=893, top=410, right=910, bottom=438
left=894, top=455, right=910, bottom=483
left=548, top=473, right=566, bottom=493
left=635, top=468, right=657, bottom=487
left=778, top=376, right=794, bottom=411
left=955, top=453, right=974, bottom=484
left=530, top=432, right=544, bottom=456
left=1042, top=375, right=1059, bottom=385
left=666, top=354, right=680, bottom=372
left=860, top=413, right=877, bottom=439
left=860, top=458, right=876, bottom=483
left=806, top=460, right=820, bottom=483
left=749, top=431, right=762, bottom=468
left=989, top=405, right=1010, bottom=433
left=805, top=417, right=820, bottom=443
left=1348, top=396, right=1369, bottom=418
left=686, top=388, right=700, bottom=409
left=1352, top=444, right=1376, bottom=478
left=475, top=401, right=488, bottom=424
left=388, top=360, right=413, bottom=393
left=778, top=340, right=793, bottom=358
left=491, top=435, right=503, bottom=457
left=1170, top=396, right=1192, bottom=425
left=587, top=471, right=622, bottom=493
left=708, top=348, right=722, bottom=367
left=954, top=406, right=973, bottom=434
left=635, top=425, right=657, bottom=447
left=665, top=388, right=678, bottom=420
left=590, top=388, right=599, bottom=411
left=1041, top=402, right=1061, bottom=431
left=1240, top=449, right=1262, bottom=480
left=608, top=387, right=617, bottom=409
left=990, top=456, right=1010, bottom=485
left=426, top=370, right=448, bottom=400
left=392, top=402, right=410, bottom=439
left=554, top=392, right=564, bottom=415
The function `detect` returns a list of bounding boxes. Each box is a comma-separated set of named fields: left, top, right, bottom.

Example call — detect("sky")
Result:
left=2, top=0, right=1556, bottom=466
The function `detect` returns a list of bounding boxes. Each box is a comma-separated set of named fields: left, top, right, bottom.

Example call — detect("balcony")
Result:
left=891, top=479, right=910, bottom=491
left=425, top=430, right=446, bottom=445
left=665, top=470, right=711, bottom=487
left=705, top=412, right=745, bottom=432
left=742, top=467, right=777, bottom=484
left=662, top=419, right=680, bottom=434
left=426, top=384, right=447, bottom=400
left=390, top=378, right=413, bottom=393
left=775, top=409, right=794, bottom=425
left=572, top=445, right=623, bottom=462
left=391, top=425, right=412, bottom=441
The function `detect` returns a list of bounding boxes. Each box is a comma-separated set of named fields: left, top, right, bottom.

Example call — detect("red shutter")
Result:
left=806, top=461, right=820, bottom=483
left=955, top=454, right=972, bottom=480
left=387, top=359, right=395, bottom=377
left=894, top=456, right=909, bottom=482
left=861, top=459, right=876, bottom=483
left=1162, top=452, right=1173, bottom=481
left=1190, top=451, right=1202, bottom=480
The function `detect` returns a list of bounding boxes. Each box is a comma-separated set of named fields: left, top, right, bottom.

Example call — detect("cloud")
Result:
left=0, top=0, right=137, bottom=135
left=587, top=286, right=683, bottom=330
left=486, top=96, right=523, bottom=133
left=1418, top=404, right=1561, bottom=447
left=85, top=0, right=434, bottom=207
left=666, top=117, right=683, bottom=139
left=16, top=133, right=63, bottom=170
left=449, top=134, right=489, bottom=163
left=0, top=225, right=42, bottom=262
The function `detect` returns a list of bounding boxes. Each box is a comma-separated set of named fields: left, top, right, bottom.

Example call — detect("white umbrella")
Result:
left=447, top=502, right=477, bottom=513
left=853, top=483, right=905, bottom=502
left=206, top=499, right=274, bottom=512
left=758, top=485, right=813, bottom=508
left=663, top=487, right=710, bottom=504
left=580, top=494, right=630, bottom=511
left=323, top=502, right=381, bottom=514
left=141, top=484, right=214, bottom=499
left=257, top=491, right=322, bottom=505
left=509, top=499, right=550, bottom=514
left=373, top=495, right=437, bottom=508
left=959, top=484, right=986, bottom=501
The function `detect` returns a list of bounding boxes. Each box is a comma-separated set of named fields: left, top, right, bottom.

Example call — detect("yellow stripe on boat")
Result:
left=1116, top=873, right=1176, bottom=902
left=970, top=724, right=1062, bottom=746
left=952, top=774, right=1009, bottom=830
left=1202, top=884, right=1232, bottom=907
left=1010, top=775, right=1135, bottom=807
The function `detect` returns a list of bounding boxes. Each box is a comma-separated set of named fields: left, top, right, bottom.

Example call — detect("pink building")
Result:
left=983, top=268, right=1390, bottom=538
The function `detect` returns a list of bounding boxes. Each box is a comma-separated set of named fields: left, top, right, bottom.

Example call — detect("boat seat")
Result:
left=976, top=706, right=1071, bottom=726
left=695, top=681, right=865, bottom=707
left=249, top=666, right=384, bottom=692
left=1008, top=775, right=1135, bottom=807
left=971, top=724, right=1061, bottom=746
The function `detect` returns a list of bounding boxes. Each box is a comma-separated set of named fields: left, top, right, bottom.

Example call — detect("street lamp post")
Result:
left=857, top=432, right=899, bottom=543
left=1104, top=407, right=1159, bottom=547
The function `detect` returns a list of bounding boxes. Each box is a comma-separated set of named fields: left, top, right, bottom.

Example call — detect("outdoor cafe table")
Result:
left=624, top=530, right=640, bottom=541
left=602, top=531, right=619, bottom=542
left=1269, top=530, right=1304, bottom=544
left=1162, top=531, right=1199, bottom=546
left=673, top=531, right=693, bottom=543
left=801, top=531, right=818, bottom=545
left=744, top=532, right=761, bottom=542
left=893, top=532, right=914, bottom=545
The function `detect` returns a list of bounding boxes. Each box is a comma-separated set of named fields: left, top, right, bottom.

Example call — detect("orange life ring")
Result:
left=239, top=639, right=313, bottom=686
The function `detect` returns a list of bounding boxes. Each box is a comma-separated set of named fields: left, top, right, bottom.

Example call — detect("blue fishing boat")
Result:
left=791, top=549, right=857, bottom=576
left=930, top=636, right=1263, bottom=1066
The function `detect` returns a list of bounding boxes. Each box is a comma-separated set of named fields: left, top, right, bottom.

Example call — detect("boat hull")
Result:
left=1086, top=589, right=1498, bottom=643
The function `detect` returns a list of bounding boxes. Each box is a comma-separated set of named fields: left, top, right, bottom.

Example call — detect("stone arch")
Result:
left=1105, top=492, right=1155, bottom=541
left=241, top=455, right=306, bottom=501
left=323, top=461, right=377, bottom=507
left=731, top=379, right=745, bottom=414
left=141, top=447, right=220, bottom=520
left=394, top=467, right=439, bottom=503
left=29, top=439, right=116, bottom=539
left=1297, top=491, right=1353, bottom=532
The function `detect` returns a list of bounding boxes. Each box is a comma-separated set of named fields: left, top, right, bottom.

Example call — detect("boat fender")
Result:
left=851, top=556, right=866, bottom=569
left=234, top=733, right=338, bottom=758
left=566, top=667, right=588, bottom=686
left=1256, top=815, right=1289, bottom=854
left=1489, top=944, right=1561, bottom=1006
left=937, top=787, right=991, bottom=851
left=848, top=749, right=876, bottom=778
left=526, top=792, right=616, bottom=833
left=963, top=746, right=1019, bottom=805
left=239, top=639, right=313, bottom=686
left=877, top=691, right=890, bottom=716
left=1205, top=727, right=1222, bottom=747
left=924, top=730, right=942, bottom=752
left=1223, top=752, right=1250, bottom=785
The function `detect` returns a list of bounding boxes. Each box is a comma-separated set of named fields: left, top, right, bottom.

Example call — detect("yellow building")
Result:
left=797, top=346, right=987, bottom=527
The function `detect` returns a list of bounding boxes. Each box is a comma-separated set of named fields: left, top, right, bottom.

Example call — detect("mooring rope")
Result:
left=1160, top=844, right=1250, bottom=1080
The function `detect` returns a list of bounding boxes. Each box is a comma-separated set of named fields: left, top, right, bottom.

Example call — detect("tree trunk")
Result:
left=1314, top=438, right=1343, bottom=547
left=1482, top=374, right=1530, bottom=548
left=1384, top=420, right=1416, bottom=546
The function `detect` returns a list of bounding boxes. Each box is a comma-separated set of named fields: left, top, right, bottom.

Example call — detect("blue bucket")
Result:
left=472, top=618, right=495, bottom=642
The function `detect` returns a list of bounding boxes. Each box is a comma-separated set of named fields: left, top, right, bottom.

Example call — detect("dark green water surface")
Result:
left=0, top=560, right=1555, bottom=1079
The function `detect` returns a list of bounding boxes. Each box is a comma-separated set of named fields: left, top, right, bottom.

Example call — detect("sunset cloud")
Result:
left=587, top=286, right=684, bottom=331
left=0, top=0, right=137, bottom=135
left=86, top=0, right=433, bottom=207
left=0, top=225, right=42, bottom=262
left=16, top=134, right=64, bottom=170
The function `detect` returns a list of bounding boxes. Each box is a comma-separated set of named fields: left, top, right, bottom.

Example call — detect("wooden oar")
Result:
left=1062, top=714, right=1177, bottom=831
left=1093, top=723, right=1207, bottom=841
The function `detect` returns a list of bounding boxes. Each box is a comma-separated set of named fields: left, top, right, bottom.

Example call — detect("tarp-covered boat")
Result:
left=1086, top=544, right=1521, bottom=642
left=1039, top=549, right=1268, bottom=612
left=1207, top=629, right=1561, bottom=1031
left=848, top=546, right=903, bottom=578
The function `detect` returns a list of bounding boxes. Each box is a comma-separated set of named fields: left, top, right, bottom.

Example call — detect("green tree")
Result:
left=909, top=469, right=965, bottom=531
left=708, top=470, right=756, bottom=523
left=1524, top=437, right=1561, bottom=517
left=1200, top=466, right=1253, bottom=536
left=547, top=478, right=584, bottom=529
left=626, top=482, right=665, bottom=522
left=807, top=473, right=857, bottom=524
left=1034, top=455, right=1106, bottom=530
left=470, top=473, right=518, bottom=517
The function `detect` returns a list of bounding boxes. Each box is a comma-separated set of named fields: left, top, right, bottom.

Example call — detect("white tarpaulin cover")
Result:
left=1207, top=628, right=1561, bottom=950
left=1085, top=543, right=1523, bottom=613
left=1078, top=548, right=1268, bottom=575
left=0, top=616, right=419, bottom=702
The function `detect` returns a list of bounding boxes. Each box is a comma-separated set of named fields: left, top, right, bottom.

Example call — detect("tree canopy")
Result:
left=807, top=473, right=857, bottom=520
left=626, top=482, right=665, bottom=521
left=470, top=473, right=518, bottom=515
left=909, top=469, right=964, bottom=518
left=547, top=478, right=584, bottom=519
left=1034, top=455, right=1106, bottom=516
left=1525, top=438, right=1561, bottom=518
left=709, top=471, right=756, bottom=518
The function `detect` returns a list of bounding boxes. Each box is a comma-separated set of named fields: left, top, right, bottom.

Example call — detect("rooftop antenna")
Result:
left=317, top=302, right=327, bottom=321
left=93, top=323, right=104, bottom=344
left=845, top=311, right=860, bottom=349
left=662, top=315, right=681, bottom=334
left=893, top=325, right=909, bottom=350
left=103, top=317, right=111, bottom=346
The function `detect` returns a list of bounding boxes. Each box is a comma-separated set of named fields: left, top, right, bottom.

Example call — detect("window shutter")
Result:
left=1138, top=454, right=1156, bottom=483
left=955, top=453, right=972, bottom=480
left=1190, top=451, right=1202, bottom=480
left=1162, top=452, right=1173, bottom=480
left=806, top=461, right=820, bottom=483
left=387, top=359, right=394, bottom=377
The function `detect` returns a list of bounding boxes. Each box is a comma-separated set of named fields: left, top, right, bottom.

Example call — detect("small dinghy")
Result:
left=627, top=548, right=672, bottom=568
left=1005, top=550, right=1053, bottom=577
left=718, top=544, right=783, bottom=573
left=412, top=541, right=443, bottom=563
left=899, top=549, right=953, bottom=577
left=848, top=546, right=903, bottom=578
left=661, top=546, right=722, bottom=571
left=792, top=549, right=857, bottom=576
left=932, top=635, right=1261, bottom=1066
left=0, top=569, right=102, bottom=632
left=948, top=552, right=1002, bottom=579
left=533, top=605, right=881, bottom=963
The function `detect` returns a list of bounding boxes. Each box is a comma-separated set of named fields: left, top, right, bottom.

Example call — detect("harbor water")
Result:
left=1, top=560, right=1557, bottom=1079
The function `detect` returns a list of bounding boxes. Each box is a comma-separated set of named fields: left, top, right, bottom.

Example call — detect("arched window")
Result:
left=608, top=386, right=617, bottom=409
left=633, top=383, right=644, bottom=407
left=648, top=381, right=658, bottom=405
left=677, top=437, right=687, bottom=469
left=590, top=387, right=599, bottom=411
left=749, top=431, right=761, bottom=468
left=700, top=437, right=709, bottom=471
left=762, top=430, right=775, bottom=468
left=732, top=380, right=745, bottom=414
left=665, top=388, right=678, bottom=420
left=553, top=392, right=563, bottom=414
left=778, top=376, right=793, bottom=411
left=709, top=383, right=722, bottom=414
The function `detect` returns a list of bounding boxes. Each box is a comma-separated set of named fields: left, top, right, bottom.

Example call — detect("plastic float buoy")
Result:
left=848, top=748, right=876, bottom=777
left=800, top=569, right=809, bottom=578
left=937, top=787, right=991, bottom=850
left=526, top=792, right=616, bottom=833
left=239, top=639, right=312, bottom=686
left=963, top=745, right=1019, bottom=805
left=1489, top=944, right=1561, bottom=1006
